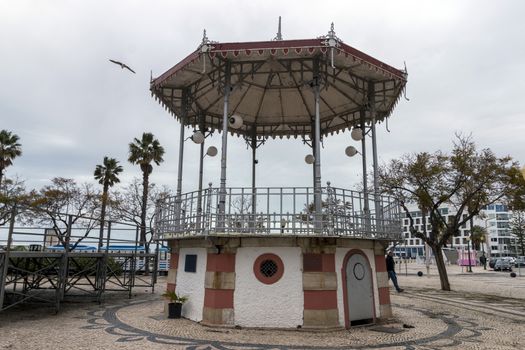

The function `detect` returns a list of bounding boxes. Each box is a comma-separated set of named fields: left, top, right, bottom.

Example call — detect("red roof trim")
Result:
left=151, top=38, right=406, bottom=89
left=151, top=50, right=200, bottom=88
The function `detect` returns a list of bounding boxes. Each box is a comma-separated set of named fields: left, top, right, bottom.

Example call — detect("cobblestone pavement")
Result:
left=1, top=264, right=524, bottom=350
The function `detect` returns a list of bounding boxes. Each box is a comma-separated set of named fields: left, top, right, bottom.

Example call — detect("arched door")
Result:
left=345, top=252, right=374, bottom=326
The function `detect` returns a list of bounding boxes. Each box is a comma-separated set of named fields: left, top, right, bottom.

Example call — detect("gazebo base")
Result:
left=164, top=235, right=393, bottom=329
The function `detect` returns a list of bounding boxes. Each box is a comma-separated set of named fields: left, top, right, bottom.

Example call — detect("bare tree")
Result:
left=110, top=178, right=172, bottom=251
left=0, top=176, right=31, bottom=226
left=31, top=177, right=99, bottom=249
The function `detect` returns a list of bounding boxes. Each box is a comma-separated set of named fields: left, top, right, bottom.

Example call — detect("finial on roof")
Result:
left=328, top=22, right=336, bottom=39
left=274, top=16, right=283, bottom=41
left=319, top=22, right=340, bottom=44
left=201, top=29, right=209, bottom=45
left=198, top=28, right=216, bottom=52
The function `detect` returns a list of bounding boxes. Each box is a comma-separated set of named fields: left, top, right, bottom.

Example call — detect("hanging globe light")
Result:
left=305, top=154, right=315, bottom=164
left=345, top=146, right=358, bottom=157
left=191, top=131, right=205, bottom=144
left=351, top=127, right=363, bottom=141
left=228, top=115, right=244, bottom=129
left=206, top=146, right=218, bottom=157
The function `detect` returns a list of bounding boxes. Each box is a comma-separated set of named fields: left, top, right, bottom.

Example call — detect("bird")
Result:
left=109, top=59, right=136, bottom=74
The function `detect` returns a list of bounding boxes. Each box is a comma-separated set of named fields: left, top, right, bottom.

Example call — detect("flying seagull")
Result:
left=109, top=59, right=136, bottom=74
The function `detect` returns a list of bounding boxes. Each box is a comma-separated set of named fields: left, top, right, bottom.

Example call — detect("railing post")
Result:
left=205, top=183, right=213, bottom=234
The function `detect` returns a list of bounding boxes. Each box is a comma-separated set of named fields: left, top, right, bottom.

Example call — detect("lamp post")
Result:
left=467, top=217, right=474, bottom=272
left=189, top=128, right=217, bottom=232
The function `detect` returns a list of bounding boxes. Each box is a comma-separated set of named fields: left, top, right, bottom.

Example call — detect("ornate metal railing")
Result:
left=155, top=185, right=401, bottom=240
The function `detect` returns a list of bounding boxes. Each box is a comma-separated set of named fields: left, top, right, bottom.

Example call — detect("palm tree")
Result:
left=0, top=130, right=22, bottom=187
left=470, top=225, right=488, bottom=252
left=128, top=132, right=165, bottom=246
left=94, top=157, right=123, bottom=248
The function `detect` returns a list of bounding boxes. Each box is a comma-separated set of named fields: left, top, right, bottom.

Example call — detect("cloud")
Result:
left=1, top=0, right=523, bottom=194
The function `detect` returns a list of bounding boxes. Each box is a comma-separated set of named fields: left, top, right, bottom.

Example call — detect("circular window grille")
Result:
left=253, top=254, right=284, bottom=284
left=260, top=259, right=278, bottom=277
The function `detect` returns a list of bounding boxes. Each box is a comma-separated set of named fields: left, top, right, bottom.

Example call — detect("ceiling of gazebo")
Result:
left=151, top=37, right=407, bottom=139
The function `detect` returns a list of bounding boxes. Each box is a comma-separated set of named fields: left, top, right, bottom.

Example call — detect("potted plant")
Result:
left=162, top=290, right=188, bottom=319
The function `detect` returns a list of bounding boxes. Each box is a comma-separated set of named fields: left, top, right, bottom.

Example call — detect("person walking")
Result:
left=480, top=253, right=487, bottom=270
left=386, top=251, right=404, bottom=292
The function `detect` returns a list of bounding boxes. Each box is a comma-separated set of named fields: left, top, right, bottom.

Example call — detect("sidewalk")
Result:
left=396, top=262, right=525, bottom=299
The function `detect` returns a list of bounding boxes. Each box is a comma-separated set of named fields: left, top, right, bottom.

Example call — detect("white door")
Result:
left=345, top=253, right=374, bottom=325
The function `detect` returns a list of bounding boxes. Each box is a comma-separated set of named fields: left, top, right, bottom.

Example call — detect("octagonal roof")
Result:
left=151, top=32, right=407, bottom=139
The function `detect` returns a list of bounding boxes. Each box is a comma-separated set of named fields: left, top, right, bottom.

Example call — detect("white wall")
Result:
left=234, top=247, right=303, bottom=328
left=176, top=247, right=207, bottom=322
left=335, top=247, right=379, bottom=326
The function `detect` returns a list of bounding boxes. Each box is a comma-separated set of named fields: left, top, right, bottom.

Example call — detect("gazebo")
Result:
left=151, top=22, right=407, bottom=329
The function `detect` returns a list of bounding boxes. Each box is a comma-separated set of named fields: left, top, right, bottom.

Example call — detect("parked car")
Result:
left=489, top=258, right=497, bottom=269
left=515, top=256, right=525, bottom=267
left=494, top=258, right=513, bottom=271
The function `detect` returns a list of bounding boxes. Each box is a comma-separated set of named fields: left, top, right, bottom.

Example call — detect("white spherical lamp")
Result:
left=191, top=131, right=205, bottom=144
left=206, top=146, right=218, bottom=157
left=351, top=127, right=363, bottom=141
left=229, top=115, right=244, bottom=129
left=345, top=146, right=358, bottom=157
left=305, top=154, right=315, bottom=164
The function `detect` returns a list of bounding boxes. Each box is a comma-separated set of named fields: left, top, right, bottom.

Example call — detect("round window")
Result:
left=253, top=253, right=284, bottom=284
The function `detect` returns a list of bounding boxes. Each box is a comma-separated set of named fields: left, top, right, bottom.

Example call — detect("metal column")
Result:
left=369, top=82, right=381, bottom=232
left=218, top=61, right=232, bottom=230
left=360, top=109, right=370, bottom=232
left=312, top=58, right=322, bottom=232
left=251, top=126, right=257, bottom=217
left=175, top=89, right=188, bottom=229
left=196, top=114, right=205, bottom=231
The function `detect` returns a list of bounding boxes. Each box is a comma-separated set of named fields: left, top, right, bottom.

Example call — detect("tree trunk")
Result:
left=141, top=168, right=150, bottom=275
left=140, top=169, right=149, bottom=245
left=432, top=244, right=450, bottom=291
left=0, top=167, right=4, bottom=188
left=98, top=182, right=109, bottom=249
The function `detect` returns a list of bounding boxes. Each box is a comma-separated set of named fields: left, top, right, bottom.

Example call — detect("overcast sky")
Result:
left=1, top=0, right=524, bottom=194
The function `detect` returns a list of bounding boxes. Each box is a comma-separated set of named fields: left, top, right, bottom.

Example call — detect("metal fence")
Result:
left=0, top=206, right=160, bottom=312
left=155, top=185, right=402, bottom=240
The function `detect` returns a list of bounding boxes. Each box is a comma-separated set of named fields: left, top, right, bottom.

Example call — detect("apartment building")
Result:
left=395, top=204, right=515, bottom=258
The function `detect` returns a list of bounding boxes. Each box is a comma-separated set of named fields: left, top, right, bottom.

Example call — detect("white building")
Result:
left=396, top=204, right=515, bottom=259
left=483, top=204, right=515, bottom=257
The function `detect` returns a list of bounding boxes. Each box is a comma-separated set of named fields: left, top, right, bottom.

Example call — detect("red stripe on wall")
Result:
left=322, top=254, right=335, bottom=272
left=206, top=254, right=236, bottom=272
left=170, top=253, right=179, bottom=269
left=204, top=288, right=234, bottom=309
left=303, top=254, right=335, bottom=272
left=304, top=290, right=338, bottom=310
left=375, top=255, right=387, bottom=272
left=378, top=287, right=391, bottom=305
left=167, top=283, right=176, bottom=292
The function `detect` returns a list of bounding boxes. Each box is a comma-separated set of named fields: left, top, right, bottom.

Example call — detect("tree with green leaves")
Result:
left=128, top=132, right=165, bottom=246
left=470, top=225, right=488, bottom=252
left=94, top=157, right=123, bottom=247
left=0, top=130, right=22, bottom=187
left=379, top=135, right=519, bottom=291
